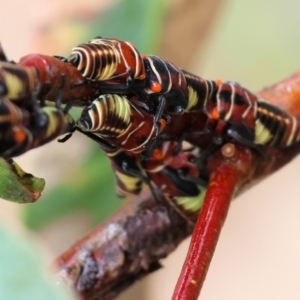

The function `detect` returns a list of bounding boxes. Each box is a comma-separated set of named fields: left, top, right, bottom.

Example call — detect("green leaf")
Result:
left=0, top=158, right=45, bottom=203
left=0, top=224, right=74, bottom=300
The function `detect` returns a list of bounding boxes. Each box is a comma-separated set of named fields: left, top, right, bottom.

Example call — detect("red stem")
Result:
left=171, top=160, right=240, bottom=300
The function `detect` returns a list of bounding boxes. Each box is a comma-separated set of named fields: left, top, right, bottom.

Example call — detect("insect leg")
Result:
left=121, top=160, right=163, bottom=203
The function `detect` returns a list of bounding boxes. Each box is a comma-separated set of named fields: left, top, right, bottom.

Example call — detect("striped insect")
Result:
left=0, top=44, right=98, bottom=112
left=181, top=76, right=300, bottom=149
left=68, top=37, right=146, bottom=83
left=67, top=37, right=190, bottom=116
left=0, top=97, right=30, bottom=133
left=0, top=76, right=75, bottom=158
left=101, top=149, right=144, bottom=198
left=18, top=54, right=98, bottom=105
left=76, top=93, right=166, bottom=153
left=0, top=100, right=75, bottom=158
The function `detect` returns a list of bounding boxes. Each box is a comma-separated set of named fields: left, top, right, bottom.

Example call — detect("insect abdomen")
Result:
left=255, top=100, right=300, bottom=147
left=78, top=94, right=131, bottom=137
left=68, top=38, right=145, bottom=82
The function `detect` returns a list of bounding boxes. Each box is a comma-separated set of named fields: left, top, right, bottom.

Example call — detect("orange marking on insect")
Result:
left=150, top=82, right=162, bottom=93
left=159, top=118, right=167, bottom=130
left=13, top=128, right=27, bottom=143
left=210, top=108, right=220, bottom=119
left=138, top=73, right=146, bottom=80
left=215, top=79, right=223, bottom=86
left=152, top=148, right=163, bottom=160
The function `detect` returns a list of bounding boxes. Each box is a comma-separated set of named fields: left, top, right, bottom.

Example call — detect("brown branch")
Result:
left=55, top=193, right=193, bottom=300
left=53, top=72, right=300, bottom=300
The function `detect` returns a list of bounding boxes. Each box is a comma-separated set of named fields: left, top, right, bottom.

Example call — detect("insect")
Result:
left=181, top=76, right=300, bottom=149
left=104, top=149, right=144, bottom=198
left=0, top=76, right=75, bottom=158
left=99, top=139, right=206, bottom=221
left=76, top=93, right=166, bottom=153
left=0, top=44, right=98, bottom=112
left=18, top=54, right=99, bottom=105
left=141, top=140, right=207, bottom=221
left=68, top=37, right=146, bottom=83
left=0, top=97, right=30, bottom=132
left=0, top=102, right=75, bottom=158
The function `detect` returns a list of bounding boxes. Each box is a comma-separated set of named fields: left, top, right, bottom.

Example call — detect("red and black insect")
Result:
left=182, top=77, right=300, bottom=149
left=0, top=44, right=99, bottom=111
left=0, top=73, right=75, bottom=158
left=0, top=100, right=75, bottom=158
left=75, top=93, right=166, bottom=153
left=0, top=97, right=30, bottom=133
left=18, top=54, right=99, bottom=105
left=101, top=149, right=145, bottom=198
left=142, top=140, right=203, bottom=197
left=99, top=139, right=206, bottom=221
left=68, top=37, right=146, bottom=83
